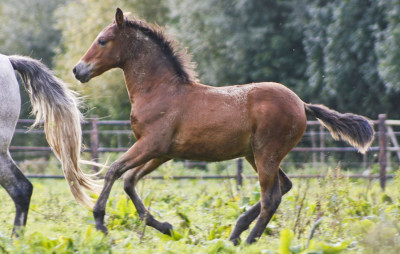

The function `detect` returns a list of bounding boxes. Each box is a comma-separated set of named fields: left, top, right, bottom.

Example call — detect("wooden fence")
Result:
left=10, top=114, right=400, bottom=190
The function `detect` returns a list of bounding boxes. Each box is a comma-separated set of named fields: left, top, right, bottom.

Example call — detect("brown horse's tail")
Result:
left=304, top=103, right=374, bottom=154
left=9, top=55, right=102, bottom=208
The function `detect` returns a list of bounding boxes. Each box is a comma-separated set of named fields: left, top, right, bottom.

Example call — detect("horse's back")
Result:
left=0, top=54, right=20, bottom=153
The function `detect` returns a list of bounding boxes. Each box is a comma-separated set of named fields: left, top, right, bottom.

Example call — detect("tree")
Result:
left=377, top=0, right=400, bottom=92
left=169, top=0, right=308, bottom=91
left=0, top=0, right=67, bottom=118
left=325, top=0, right=387, bottom=117
left=302, top=0, right=334, bottom=103
left=0, top=0, right=66, bottom=67
left=303, top=0, right=400, bottom=119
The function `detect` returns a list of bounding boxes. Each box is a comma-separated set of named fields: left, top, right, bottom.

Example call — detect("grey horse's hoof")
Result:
left=96, top=224, right=109, bottom=235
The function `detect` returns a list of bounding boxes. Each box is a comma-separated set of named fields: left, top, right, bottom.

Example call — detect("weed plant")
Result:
left=0, top=168, right=399, bottom=253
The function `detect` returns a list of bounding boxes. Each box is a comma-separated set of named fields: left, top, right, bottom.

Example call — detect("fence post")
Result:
left=310, top=126, right=318, bottom=169
left=236, top=158, right=243, bottom=189
left=90, top=115, right=99, bottom=172
left=378, top=114, right=387, bottom=191
left=310, top=127, right=317, bottom=169
left=319, top=124, right=325, bottom=165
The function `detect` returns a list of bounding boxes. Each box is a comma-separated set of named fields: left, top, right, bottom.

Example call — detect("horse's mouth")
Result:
left=73, top=62, right=93, bottom=83
left=75, top=73, right=91, bottom=83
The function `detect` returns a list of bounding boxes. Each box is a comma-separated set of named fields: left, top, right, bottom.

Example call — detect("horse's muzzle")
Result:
left=73, top=61, right=92, bottom=83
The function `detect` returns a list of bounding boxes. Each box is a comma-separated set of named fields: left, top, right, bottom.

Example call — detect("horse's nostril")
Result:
left=73, top=66, right=77, bottom=75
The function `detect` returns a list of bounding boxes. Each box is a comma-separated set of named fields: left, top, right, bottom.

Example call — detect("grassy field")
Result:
left=1, top=166, right=400, bottom=253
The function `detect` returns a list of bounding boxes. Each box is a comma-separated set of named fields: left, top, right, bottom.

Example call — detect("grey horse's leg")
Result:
left=123, top=158, right=172, bottom=235
left=0, top=153, right=33, bottom=237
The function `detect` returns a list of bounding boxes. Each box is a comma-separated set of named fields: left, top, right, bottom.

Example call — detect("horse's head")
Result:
left=74, top=8, right=197, bottom=85
left=73, top=8, right=128, bottom=83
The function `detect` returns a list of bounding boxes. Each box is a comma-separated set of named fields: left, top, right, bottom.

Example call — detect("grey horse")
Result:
left=0, top=54, right=99, bottom=237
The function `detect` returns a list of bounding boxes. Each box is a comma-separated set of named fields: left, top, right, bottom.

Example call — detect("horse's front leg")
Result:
left=92, top=141, right=159, bottom=234
left=123, top=158, right=172, bottom=235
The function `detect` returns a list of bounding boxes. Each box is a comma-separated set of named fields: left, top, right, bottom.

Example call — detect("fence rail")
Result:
left=25, top=174, right=395, bottom=180
left=11, top=114, right=400, bottom=190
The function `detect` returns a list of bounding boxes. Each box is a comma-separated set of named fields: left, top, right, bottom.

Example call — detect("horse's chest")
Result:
left=129, top=110, right=168, bottom=139
left=129, top=112, right=145, bottom=139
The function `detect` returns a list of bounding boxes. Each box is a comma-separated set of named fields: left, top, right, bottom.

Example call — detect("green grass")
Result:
left=1, top=168, right=400, bottom=253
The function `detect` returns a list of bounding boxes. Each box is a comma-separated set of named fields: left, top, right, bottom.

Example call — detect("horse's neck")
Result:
left=122, top=59, right=182, bottom=104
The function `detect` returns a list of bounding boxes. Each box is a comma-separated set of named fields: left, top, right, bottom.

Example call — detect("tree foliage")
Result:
left=0, top=0, right=67, bottom=119
left=377, top=0, right=400, bottom=92
left=170, top=0, right=400, bottom=119
left=302, top=0, right=400, bottom=118
left=170, top=0, right=307, bottom=91
left=1, top=0, right=400, bottom=120
left=0, top=0, right=66, bottom=67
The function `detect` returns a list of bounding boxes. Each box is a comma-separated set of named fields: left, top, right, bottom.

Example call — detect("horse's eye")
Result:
left=98, top=39, right=108, bottom=46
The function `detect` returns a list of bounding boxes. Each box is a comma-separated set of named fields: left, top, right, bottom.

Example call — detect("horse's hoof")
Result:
left=160, top=221, right=173, bottom=235
left=229, top=237, right=241, bottom=246
left=245, top=237, right=257, bottom=245
left=96, top=224, right=109, bottom=235
left=11, top=227, right=24, bottom=238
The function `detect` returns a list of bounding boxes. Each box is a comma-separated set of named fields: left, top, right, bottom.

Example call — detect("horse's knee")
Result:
left=123, top=176, right=135, bottom=194
left=105, top=162, right=125, bottom=181
left=281, top=178, right=292, bottom=195
left=261, top=193, right=281, bottom=216
left=93, top=206, right=105, bottom=220
left=235, top=213, right=253, bottom=231
left=123, top=169, right=141, bottom=193
left=21, top=179, right=33, bottom=197
left=11, top=181, right=33, bottom=211
left=278, top=168, right=292, bottom=195
left=24, top=181, right=33, bottom=201
left=123, top=178, right=132, bottom=194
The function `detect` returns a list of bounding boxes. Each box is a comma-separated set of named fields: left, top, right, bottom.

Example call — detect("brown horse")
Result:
left=73, top=8, right=374, bottom=244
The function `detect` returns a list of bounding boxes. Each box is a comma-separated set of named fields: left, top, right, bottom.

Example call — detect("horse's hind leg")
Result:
left=245, top=155, right=292, bottom=195
left=229, top=174, right=291, bottom=247
left=0, top=55, right=31, bottom=236
left=0, top=153, right=33, bottom=237
left=229, top=156, right=291, bottom=245
left=123, top=158, right=172, bottom=235
left=246, top=150, right=282, bottom=244
left=229, top=201, right=261, bottom=245
left=278, top=168, right=292, bottom=195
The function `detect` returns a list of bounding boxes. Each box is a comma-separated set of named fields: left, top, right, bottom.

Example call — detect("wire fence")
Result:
left=10, top=114, right=400, bottom=190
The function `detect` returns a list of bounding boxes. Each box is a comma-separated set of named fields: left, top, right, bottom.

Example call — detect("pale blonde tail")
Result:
left=9, top=55, right=101, bottom=208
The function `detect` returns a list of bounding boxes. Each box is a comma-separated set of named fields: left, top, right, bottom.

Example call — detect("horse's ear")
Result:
left=115, top=8, right=124, bottom=28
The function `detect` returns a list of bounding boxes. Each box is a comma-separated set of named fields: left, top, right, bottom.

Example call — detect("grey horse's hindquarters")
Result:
left=0, top=54, right=21, bottom=154
left=0, top=54, right=32, bottom=237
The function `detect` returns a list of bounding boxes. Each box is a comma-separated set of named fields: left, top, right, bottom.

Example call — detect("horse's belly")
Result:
left=169, top=128, right=252, bottom=161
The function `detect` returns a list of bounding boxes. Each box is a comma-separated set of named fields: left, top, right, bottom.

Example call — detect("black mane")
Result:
left=125, top=19, right=198, bottom=84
